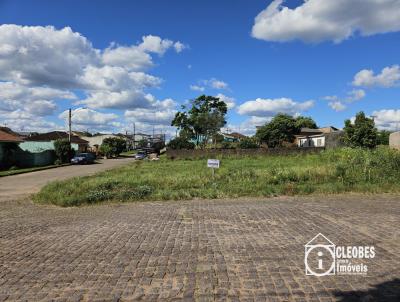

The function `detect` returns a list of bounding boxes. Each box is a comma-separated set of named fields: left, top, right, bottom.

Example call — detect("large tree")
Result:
left=255, top=114, right=298, bottom=148
left=171, top=95, right=227, bottom=147
left=295, top=116, right=317, bottom=129
left=343, top=111, right=377, bottom=148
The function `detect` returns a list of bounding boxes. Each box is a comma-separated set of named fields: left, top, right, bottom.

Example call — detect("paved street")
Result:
left=0, top=195, right=399, bottom=301
left=0, top=158, right=135, bottom=202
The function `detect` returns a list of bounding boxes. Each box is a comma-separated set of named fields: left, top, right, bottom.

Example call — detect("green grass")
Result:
left=34, top=146, right=400, bottom=207
left=0, top=164, right=69, bottom=177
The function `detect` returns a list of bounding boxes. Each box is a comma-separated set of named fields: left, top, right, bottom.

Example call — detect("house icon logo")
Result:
left=305, top=233, right=336, bottom=276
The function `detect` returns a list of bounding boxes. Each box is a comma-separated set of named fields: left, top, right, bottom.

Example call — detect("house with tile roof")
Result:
left=20, top=131, right=89, bottom=153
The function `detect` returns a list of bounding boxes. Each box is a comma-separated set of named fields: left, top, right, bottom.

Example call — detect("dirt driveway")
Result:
left=0, top=194, right=399, bottom=301
left=0, top=158, right=135, bottom=202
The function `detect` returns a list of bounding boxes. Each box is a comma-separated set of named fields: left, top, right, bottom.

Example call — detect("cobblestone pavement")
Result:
left=0, top=195, right=399, bottom=301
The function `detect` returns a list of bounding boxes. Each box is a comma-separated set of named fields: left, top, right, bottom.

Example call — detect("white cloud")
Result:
left=352, top=65, right=400, bottom=87
left=0, top=25, right=187, bottom=131
left=347, top=89, right=366, bottom=102
left=216, top=93, right=236, bottom=109
left=0, top=81, right=75, bottom=115
left=328, top=101, right=346, bottom=112
left=191, top=78, right=229, bottom=92
left=252, top=0, right=400, bottom=43
left=237, top=97, right=314, bottom=117
left=207, top=78, right=229, bottom=90
left=323, top=89, right=365, bottom=111
left=58, top=108, right=121, bottom=133
left=372, top=109, right=400, bottom=130
left=0, top=25, right=99, bottom=88
left=77, top=90, right=156, bottom=110
left=0, top=109, right=61, bottom=132
left=124, top=98, right=177, bottom=126
left=190, top=85, right=205, bottom=92
left=80, top=65, right=162, bottom=91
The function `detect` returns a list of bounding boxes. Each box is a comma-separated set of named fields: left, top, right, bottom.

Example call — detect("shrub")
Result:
left=168, top=137, right=195, bottom=149
left=221, top=141, right=235, bottom=149
left=238, top=137, right=259, bottom=149
left=54, top=139, right=74, bottom=163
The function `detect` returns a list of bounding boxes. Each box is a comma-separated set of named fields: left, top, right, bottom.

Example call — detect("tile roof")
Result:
left=24, top=131, right=89, bottom=144
left=0, top=128, right=23, bottom=142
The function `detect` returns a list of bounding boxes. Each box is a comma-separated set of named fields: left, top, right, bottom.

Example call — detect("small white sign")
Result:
left=207, top=159, right=220, bottom=169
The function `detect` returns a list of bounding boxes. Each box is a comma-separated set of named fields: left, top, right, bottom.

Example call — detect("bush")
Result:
left=238, top=137, right=259, bottom=149
left=54, top=139, right=74, bottom=163
left=168, top=137, right=195, bottom=149
left=100, top=137, right=126, bottom=157
left=221, top=141, right=235, bottom=149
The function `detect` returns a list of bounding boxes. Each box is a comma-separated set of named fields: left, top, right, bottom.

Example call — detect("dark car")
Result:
left=71, top=153, right=96, bottom=164
left=134, top=151, right=147, bottom=160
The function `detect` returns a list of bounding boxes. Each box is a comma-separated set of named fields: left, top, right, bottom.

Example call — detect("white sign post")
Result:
left=207, top=159, right=220, bottom=178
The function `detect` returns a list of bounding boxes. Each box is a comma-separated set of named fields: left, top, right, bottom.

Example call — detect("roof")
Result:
left=0, top=128, right=23, bottom=143
left=24, top=131, right=89, bottom=144
left=229, top=132, right=247, bottom=139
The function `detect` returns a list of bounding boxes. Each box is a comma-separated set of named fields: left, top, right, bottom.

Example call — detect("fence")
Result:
left=166, top=147, right=324, bottom=159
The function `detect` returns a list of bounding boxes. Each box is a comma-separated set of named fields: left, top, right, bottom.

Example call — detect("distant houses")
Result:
left=20, top=131, right=89, bottom=153
left=295, top=126, right=344, bottom=148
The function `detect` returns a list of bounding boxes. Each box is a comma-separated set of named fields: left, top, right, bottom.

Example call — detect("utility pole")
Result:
left=133, top=122, right=136, bottom=149
left=68, top=108, right=72, bottom=143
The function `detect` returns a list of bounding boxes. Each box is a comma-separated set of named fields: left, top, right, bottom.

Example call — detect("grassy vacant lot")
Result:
left=34, top=147, right=400, bottom=207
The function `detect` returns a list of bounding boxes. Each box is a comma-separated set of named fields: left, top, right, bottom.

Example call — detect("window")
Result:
left=317, top=138, right=322, bottom=147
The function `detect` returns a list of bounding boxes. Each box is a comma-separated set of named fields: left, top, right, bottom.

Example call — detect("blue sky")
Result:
left=0, top=0, right=400, bottom=136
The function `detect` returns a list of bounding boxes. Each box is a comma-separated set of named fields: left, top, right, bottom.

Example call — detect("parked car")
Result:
left=134, top=151, right=147, bottom=160
left=71, top=153, right=96, bottom=164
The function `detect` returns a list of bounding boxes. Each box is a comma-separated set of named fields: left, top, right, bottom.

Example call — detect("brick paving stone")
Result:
left=0, top=195, right=399, bottom=301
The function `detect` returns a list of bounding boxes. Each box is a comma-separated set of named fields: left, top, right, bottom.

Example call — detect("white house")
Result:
left=296, top=127, right=342, bottom=148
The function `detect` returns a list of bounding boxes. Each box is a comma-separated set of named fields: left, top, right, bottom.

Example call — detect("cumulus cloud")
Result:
left=252, top=0, right=400, bottom=43
left=0, top=109, right=61, bottom=132
left=237, top=97, right=314, bottom=117
left=323, top=89, right=365, bottom=111
left=216, top=93, right=236, bottom=109
left=328, top=101, right=347, bottom=112
left=0, top=81, right=75, bottom=116
left=352, top=65, right=400, bottom=87
left=190, top=85, right=205, bottom=92
left=0, top=24, right=187, bottom=131
left=58, top=108, right=121, bottom=132
left=190, top=78, right=229, bottom=92
left=124, top=98, right=177, bottom=126
left=372, top=109, right=400, bottom=130
left=0, top=25, right=99, bottom=88
left=77, top=90, right=156, bottom=110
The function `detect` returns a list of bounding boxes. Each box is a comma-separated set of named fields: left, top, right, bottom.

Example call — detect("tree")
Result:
left=343, top=111, right=377, bottom=148
left=167, top=137, right=195, bottom=149
left=376, top=130, right=391, bottom=145
left=238, top=137, right=259, bottom=149
left=255, top=114, right=298, bottom=148
left=171, top=95, right=228, bottom=148
left=295, top=116, right=317, bottom=129
left=54, top=139, right=74, bottom=164
left=101, top=137, right=126, bottom=157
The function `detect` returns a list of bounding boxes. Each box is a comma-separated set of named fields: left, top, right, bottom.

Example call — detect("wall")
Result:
left=325, top=132, right=345, bottom=149
left=166, top=147, right=324, bottom=159
left=20, top=141, right=80, bottom=152
left=14, top=149, right=56, bottom=167
left=298, top=136, right=325, bottom=148
left=389, top=132, right=400, bottom=150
